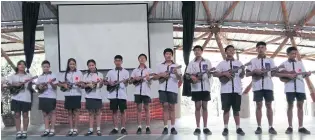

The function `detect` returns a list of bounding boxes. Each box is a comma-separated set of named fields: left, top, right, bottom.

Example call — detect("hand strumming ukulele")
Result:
left=131, top=73, right=156, bottom=86
left=252, top=65, right=285, bottom=81
left=279, top=70, right=315, bottom=83
left=159, top=65, right=182, bottom=83
left=85, top=77, right=107, bottom=94
left=37, top=78, right=57, bottom=94
left=106, top=78, right=131, bottom=93
left=59, top=81, right=85, bottom=92
left=219, top=62, right=251, bottom=84
left=5, top=76, right=38, bottom=95
left=185, top=67, right=216, bottom=84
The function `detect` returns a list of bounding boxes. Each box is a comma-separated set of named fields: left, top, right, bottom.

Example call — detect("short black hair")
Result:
left=256, top=41, right=266, bottom=47
left=286, top=47, right=298, bottom=54
left=163, top=48, right=173, bottom=56
left=225, top=45, right=234, bottom=52
left=41, top=60, right=50, bottom=66
left=138, top=53, right=147, bottom=60
left=193, top=45, right=203, bottom=51
left=114, top=55, right=123, bottom=60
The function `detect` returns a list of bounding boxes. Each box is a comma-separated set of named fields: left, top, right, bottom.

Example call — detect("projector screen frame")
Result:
left=57, top=3, right=151, bottom=72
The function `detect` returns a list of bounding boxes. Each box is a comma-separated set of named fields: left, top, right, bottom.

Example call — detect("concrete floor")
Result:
left=1, top=115, right=315, bottom=140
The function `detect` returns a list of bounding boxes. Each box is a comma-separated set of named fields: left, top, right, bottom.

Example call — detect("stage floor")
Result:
left=2, top=115, right=315, bottom=140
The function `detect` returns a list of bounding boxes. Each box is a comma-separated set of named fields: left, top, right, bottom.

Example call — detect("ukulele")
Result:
left=37, top=78, right=57, bottom=94
left=85, top=78, right=107, bottom=94
left=219, top=62, right=251, bottom=84
left=59, top=81, right=85, bottom=92
left=159, top=65, right=182, bottom=83
left=7, top=76, right=38, bottom=95
left=279, top=70, right=315, bottom=83
left=185, top=67, right=216, bottom=84
left=131, top=73, right=156, bottom=86
left=252, top=65, right=285, bottom=81
left=107, top=78, right=131, bottom=93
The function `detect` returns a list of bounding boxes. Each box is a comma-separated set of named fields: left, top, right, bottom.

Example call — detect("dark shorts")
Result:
left=64, top=96, right=81, bottom=110
left=286, top=92, right=306, bottom=103
left=158, top=91, right=178, bottom=104
left=221, top=93, right=241, bottom=112
left=11, top=100, right=32, bottom=113
left=253, top=90, right=274, bottom=102
left=134, top=95, right=151, bottom=105
left=85, top=98, right=103, bottom=111
left=39, top=98, right=56, bottom=113
left=109, top=99, right=127, bottom=112
left=191, top=91, right=211, bottom=102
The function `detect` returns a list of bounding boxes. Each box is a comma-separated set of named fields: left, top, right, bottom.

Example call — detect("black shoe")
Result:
left=285, top=127, right=293, bottom=134
left=171, top=128, right=178, bottom=135
left=96, top=130, right=102, bottom=136
left=298, top=127, right=311, bottom=134
left=20, top=133, right=27, bottom=139
left=109, top=129, right=118, bottom=135
left=162, top=127, right=168, bottom=135
left=136, top=127, right=142, bottom=134
left=269, top=127, right=277, bottom=135
left=16, top=133, right=22, bottom=139
left=236, top=128, right=245, bottom=136
left=121, top=128, right=128, bottom=135
left=66, top=131, right=73, bottom=137
left=72, top=131, right=78, bottom=137
left=41, top=131, right=49, bottom=137
left=84, top=131, right=93, bottom=136
left=48, top=132, right=55, bottom=137
left=222, top=128, right=229, bottom=136
left=255, top=127, right=262, bottom=134
left=203, top=128, right=212, bottom=135
left=193, top=128, right=201, bottom=135
left=146, top=127, right=151, bottom=134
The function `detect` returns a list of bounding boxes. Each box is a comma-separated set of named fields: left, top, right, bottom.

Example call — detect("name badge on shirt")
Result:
left=265, top=63, right=270, bottom=70
left=202, top=64, right=208, bottom=71
left=233, top=66, right=239, bottom=69
left=170, top=67, right=175, bottom=74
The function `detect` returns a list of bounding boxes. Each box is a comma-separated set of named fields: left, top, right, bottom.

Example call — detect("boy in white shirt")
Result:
left=277, top=47, right=311, bottom=134
left=106, top=55, right=130, bottom=135
left=153, top=48, right=182, bottom=135
left=185, top=45, right=212, bottom=135
left=213, top=45, right=245, bottom=136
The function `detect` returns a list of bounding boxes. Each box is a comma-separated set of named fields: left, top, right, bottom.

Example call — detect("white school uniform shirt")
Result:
left=156, top=61, right=182, bottom=94
left=106, top=68, right=130, bottom=100
left=279, top=60, right=306, bottom=93
left=216, top=59, right=243, bottom=95
left=131, top=66, right=153, bottom=97
left=186, top=58, right=212, bottom=92
left=83, top=72, right=104, bottom=99
left=59, top=70, right=83, bottom=96
left=247, top=57, right=276, bottom=91
left=7, top=73, right=33, bottom=103
left=36, top=72, right=58, bottom=99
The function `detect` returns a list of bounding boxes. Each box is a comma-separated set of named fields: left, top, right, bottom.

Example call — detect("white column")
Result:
left=175, top=88, right=182, bottom=118
left=240, top=94, right=250, bottom=118
left=312, top=102, right=315, bottom=117
left=30, top=93, right=43, bottom=125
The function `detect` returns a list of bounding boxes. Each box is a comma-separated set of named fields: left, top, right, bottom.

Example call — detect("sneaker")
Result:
left=222, top=128, right=229, bottom=136
left=193, top=128, right=201, bottom=135
left=66, top=131, right=73, bottom=137
left=16, top=133, right=22, bottom=139
left=298, top=127, right=311, bottom=134
left=21, top=133, right=27, bottom=139
left=269, top=127, right=277, bottom=135
left=72, top=131, right=78, bottom=137
left=255, top=127, right=262, bottom=134
left=109, top=129, right=118, bottom=135
left=136, top=127, right=142, bottom=135
left=48, top=132, right=55, bottom=137
left=84, top=131, right=93, bottom=136
left=146, top=127, right=151, bottom=134
left=171, top=128, right=178, bottom=135
left=285, top=127, right=293, bottom=134
left=203, top=128, right=212, bottom=135
left=236, top=128, right=245, bottom=136
left=162, top=127, right=168, bottom=135
left=41, top=131, right=49, bottom=137
left=121, top=128, right=128, bottom=135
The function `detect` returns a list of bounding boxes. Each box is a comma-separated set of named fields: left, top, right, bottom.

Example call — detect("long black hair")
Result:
left=15, top=60, right=27, bottom=74
left=64, top=58, right=76, bottom=81
left=86, top=59, right=98, bottom=76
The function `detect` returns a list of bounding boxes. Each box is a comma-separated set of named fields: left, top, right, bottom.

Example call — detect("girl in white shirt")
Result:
left=83, top=59, right=104, bottom=136
left=35, top=60, right=58, bottom=137
left=58, top=58, right=84, bottom=136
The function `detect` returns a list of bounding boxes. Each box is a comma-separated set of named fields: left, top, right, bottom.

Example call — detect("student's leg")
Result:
left=50, top=110, right=56, bottom=132
left=232, top=94, right=241, bottom=127
left=286, top=93, right=294, bottom=127
left=112, top=110, right=118, bottom=128
left=169, top=104, right=176, bottom=126
left=73, top=109, right=80, bottom=130
left=256, top=102, right=263, bottom=126
left=15, top=112, right=21, bottom=132
left=22, top=111, right=29, bottom=132
left=297, top=100, right=304, bottom=127
left=95, top=109, right=101, bottom=131
left=194, top=101, right=202, bottom=128
left=144, top=104, right=150, bottom=127
left=89, top=110, right=95, bottom=131
left=137, top=103, right=142, bottom=127
left=202, top=92, right=211, bottom=128
left=42, top=111, right=50, bottom=131
left=67, top=110, right=73, bottom=130
left=221, top=94, right=231, bottom=128
left=265, top=101, right=273, bottom=126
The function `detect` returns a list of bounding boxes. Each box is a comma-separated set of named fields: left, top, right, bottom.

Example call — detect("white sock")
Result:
left=269, top=126, right=272, bottom=128
left=89, top=128, right=93, bottom=132
left=97, top=127, right=100, bottom=131
left=70, top=129, right=74, bottom=132
left=114, top=128, right=118, bottom=130
left=196, top=127, right=200, bottom=129
left=299, top=126, right=304, bottom=129
left=121, top=127, right=125, bottom=130
left=73, top=129, right=78, bottom=132
left=45, top=129, right=49, bottom=132
left=236, top=125, right=240, bottom=129
left=204, top=127, right=208, bottom=130
left=171, top=125, right=175, bottom=128
left=164, top=125, right=168, bottom=128
left=22, top=131, right=27, bottom=133
left=138, top=125, right=142, bottom=128
left=224, top=125, right=228, bottom=129
left=258, top=126, right=261, bottom=128
left=50, top=129, right=55, bottom=133
left=17, top=131, right=22, bottom=134
left=146, top=126, right=150, bottom=128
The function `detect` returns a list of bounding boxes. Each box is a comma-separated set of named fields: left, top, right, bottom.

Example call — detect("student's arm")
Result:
left=153, top=64, right=161, bottom=80
left=50, top=74, right=58, bottom=90
left=239, top=62, right=245, bottom=79
left=123, top=70, right=130, bottom=86
left=270, top=59, right=279, bottom=77
left=129, top=69, right=137, bottom=83
left=245, top=60, right=256, bottom=77
left=301, top=62, right=311, bottom=78
left=213, top=62, right=223, bottom=77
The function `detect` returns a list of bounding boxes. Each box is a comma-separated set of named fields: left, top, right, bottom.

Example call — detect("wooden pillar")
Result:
left=202, top=33, right=213, bottom=49
left=214, top=33, right=226, bottom=60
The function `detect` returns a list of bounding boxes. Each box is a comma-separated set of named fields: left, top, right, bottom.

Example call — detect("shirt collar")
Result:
left=115, top=67, right=122, bottom=71
left=225, top=57, right=235, bottom=61
left=257, top=54, right=266, bottom=59
left=42, top=71, right=52, bottom=75
left=138, top=64, right=147, bottom=69
left=194, top=57, right=205, bottom=62
left=288, top=59, right=296, bottom=62
left=162, top=61, right=175, bottom=65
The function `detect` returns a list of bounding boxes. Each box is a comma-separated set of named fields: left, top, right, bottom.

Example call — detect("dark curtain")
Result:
left=181, top=1, right=195, bottom=96
left=22, top=2, right=40, bottom=103
left=22, top=2, right=40, bottom=73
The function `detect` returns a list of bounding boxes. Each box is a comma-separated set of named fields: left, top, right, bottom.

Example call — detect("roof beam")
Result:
left=270, top=37, right=289, bottom=58
left=2, top=51, right=45, bottom=57
left=1, top=34, right=45, bottom=50
left=214, top=33, right=227, bottom=59
left=194, top=32, right=210, bottom=42
left=45, top=2, right=58, bottom=17
left=302, top=53, right=315, bottom=59
left=148, top=1, right=159, bottom=17
left=242, top=36, right=285, bottom=53
left=219, top=1, right=239, bottom=23
left=294, top=6, right=315, bottom=31
left=290, top=36, right=301, bottom=60
left=202, top=33, right=213, bottom=49
left=201, top=1, right=212, bottom=24
left=280, top=1, right=290, bottom=29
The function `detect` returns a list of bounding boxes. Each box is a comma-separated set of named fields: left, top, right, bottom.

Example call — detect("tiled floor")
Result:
left=2, top=115, right=315, bottom=140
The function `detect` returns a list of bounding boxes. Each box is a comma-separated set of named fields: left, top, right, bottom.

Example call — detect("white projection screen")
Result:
left=58, top=4, right=150, bottom=71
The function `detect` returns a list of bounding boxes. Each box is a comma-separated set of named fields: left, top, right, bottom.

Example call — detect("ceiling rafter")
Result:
left=1, top=34, right=45, bottom=50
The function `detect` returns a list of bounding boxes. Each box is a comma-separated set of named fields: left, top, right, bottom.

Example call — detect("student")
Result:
left=130, top=54, right=153, bottom=134
left=246, top=42, right=278, bottom=135
left=213, top=45, right=245, bottom=136
left=153, top=48, right=182, bottom=135
left=58, top=58, right=84, bottom=137
left=185, top=45, right=212, bottom=135
left=106, top=55, right=130, bottom=135
left=277, top=47, right=311, bottom=134
left=7, top=60, right=34, bottom=139
left=36, top=60, right=58, bottom=137
left=83, top=59, right=104, bottom=136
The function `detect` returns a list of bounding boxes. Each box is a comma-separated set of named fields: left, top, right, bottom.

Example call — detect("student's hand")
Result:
left=253, top=69, right=263, bottom=75
left=190, top=75, right=198, bottom=82
left=305, top=72, right=312, bottom=77
left=287, top=73, right=297, bottom=79
left=222, top=71, right=232, bottom=78
left=134, top=76, right=141, bottom=81
left=145, top=74, right=150, bottom=81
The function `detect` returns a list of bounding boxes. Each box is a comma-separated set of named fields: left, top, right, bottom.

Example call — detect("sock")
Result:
left=114, top=128, right=118, bottom=130
left=236, top=125, right=240, bottom=129
left=22, top=131, right=27, bottom=133
left=89, top=128, right=93, bottom=132
left=17, top=131, right=22, bottom=134
left=204, top=127, right=208, bottom=130
left=299, top=126, right=303, bottom=129
left=146, top=126, right=150, bottom=128
left=97, top=127, right=100, bottom=131
left=224, top=125, right=228, bottom=129
left=164, top=125, right=168, bottom=128
left=269, top=126, right=272, bottom=129
left=138, top=125, right=142, bottom=128
left=45, top=129, right=49, bottom=132
left=50, top=129, right=55, bottom=133
left=171, top=125, right=175, bottom=128
left=121, top=127, right=125, bottom=130
left=73, top=129, right=78, bottom=132
left=289, top=126, right=292, bottom=128
left=258, top=126, right=261, bottom=128
left=70, top=129, right=74, bottom=132
left=196, top=127, right=200, bottom=129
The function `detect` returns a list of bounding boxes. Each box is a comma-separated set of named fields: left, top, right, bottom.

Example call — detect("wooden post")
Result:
left=194, top=32, right=210, bottom=42
left=214, top=33, right=227, bottom=60
left=148, top=1, right=159, bottom=17
left=1, top=48, right=16, bottom=70
left=202, top=33, right=213, bottom=49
